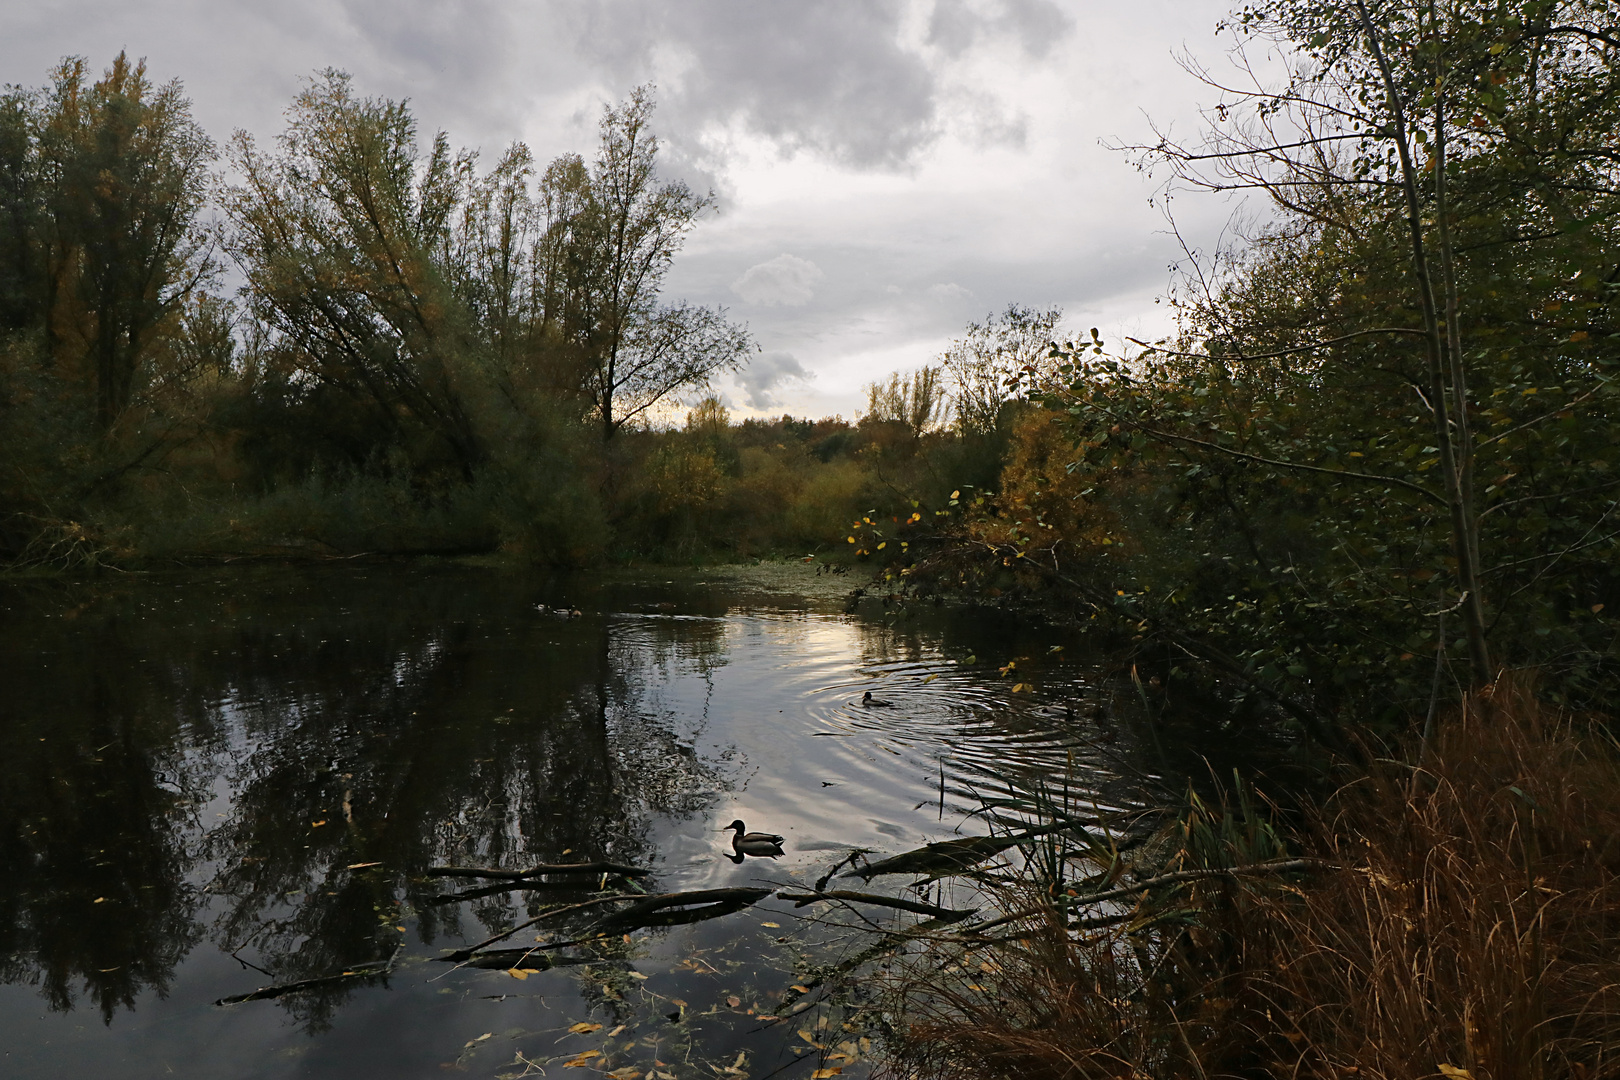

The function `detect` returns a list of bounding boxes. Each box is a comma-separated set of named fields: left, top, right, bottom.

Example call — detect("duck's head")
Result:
left=722, top=819, right=747, bottom=833
left=861, top=691, right=873, bottom=703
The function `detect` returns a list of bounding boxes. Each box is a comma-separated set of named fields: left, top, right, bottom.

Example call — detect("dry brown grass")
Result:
left=882, top=680, right=1620, bottom=1079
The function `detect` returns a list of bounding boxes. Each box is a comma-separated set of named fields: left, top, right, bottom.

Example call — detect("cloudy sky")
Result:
left=3, top=0, right=1249, bottom=419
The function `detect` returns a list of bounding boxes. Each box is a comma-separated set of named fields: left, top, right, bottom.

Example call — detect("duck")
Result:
left=536, top=603, right=583, bottom=619
left=861, top=691, right=895, bottom=708
left=722, top=819, right=785, bottom=858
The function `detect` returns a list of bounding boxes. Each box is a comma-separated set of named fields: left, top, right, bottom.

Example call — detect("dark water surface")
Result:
left=0, top=562, right=1146, bottom=1079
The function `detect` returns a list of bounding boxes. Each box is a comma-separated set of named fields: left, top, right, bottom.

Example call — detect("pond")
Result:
left=0, top=562, right=1160, bottom=1079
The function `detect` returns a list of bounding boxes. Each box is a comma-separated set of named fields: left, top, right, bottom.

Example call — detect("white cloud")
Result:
left=926, top=282, right=973, bottom=302
left=730, top=254, right=825, bottom=307
left=736, top=351, right=811, bottom=410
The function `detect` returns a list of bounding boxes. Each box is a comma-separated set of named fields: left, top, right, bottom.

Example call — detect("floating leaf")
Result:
left=464, top=1032, right=494, bottom=1047
left=506, top=968, right=529, bottom=980
left=760, top=921, right=780, bottom=928
left=792, top=984, right=811, bottom=993
left=563, top=1050, right=601, bottom=1066
left=922, top=673, right=939, bottom=684
left=568, top=1022, right=603, bottom=1034
left=726, top=995, right=741, bottom=1008
left=811, top=1070, right=844, bottom=1078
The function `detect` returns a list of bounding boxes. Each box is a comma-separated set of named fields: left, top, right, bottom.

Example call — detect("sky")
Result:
left=2, top=0, right=1252, bottom=420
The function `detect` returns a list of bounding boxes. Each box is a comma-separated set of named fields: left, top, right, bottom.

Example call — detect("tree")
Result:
left=940, top=303, right=1063, bottom=435
left=863, top=366, right=948, bottom=438
left=561, top=88, right=752, bottom=438
left=34, top=54, right=215, bottom=430
left=225, top=70, right=488, bottom=477
left=1096, top=0, right=1620, bottom=696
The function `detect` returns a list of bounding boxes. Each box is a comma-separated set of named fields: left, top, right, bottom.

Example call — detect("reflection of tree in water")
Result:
left=0, top=595, right=213, bottom=1023
left=196, top=579, right=726, bottom=1029
left=0, top=569, right=726, bottom=1030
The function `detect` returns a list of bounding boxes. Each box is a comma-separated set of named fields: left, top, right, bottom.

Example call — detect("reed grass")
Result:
left=881, top=680, right=1620, bottom=1079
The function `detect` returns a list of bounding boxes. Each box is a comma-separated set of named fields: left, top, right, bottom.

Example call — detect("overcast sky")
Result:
left=3, top=0, right=1250, bottom=420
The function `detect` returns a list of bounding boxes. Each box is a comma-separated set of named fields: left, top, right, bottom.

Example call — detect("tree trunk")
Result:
left=1355, top=0, right=1492, bottom=688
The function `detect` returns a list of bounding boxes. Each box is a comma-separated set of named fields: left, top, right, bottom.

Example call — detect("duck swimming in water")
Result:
left=861, top=691, right=894, bottom=707
left=722, top=819, right=784, bottom=858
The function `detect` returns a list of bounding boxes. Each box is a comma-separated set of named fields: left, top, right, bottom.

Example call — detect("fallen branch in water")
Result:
left=776, top=889, right=976, bottom=922
left=590, top=888, right=774, bottom=932
left=425, top=860, right=650, bottom=880
left=441, top=894, right=642, bottom=961
left=216, top=943, right=402, bottom=1005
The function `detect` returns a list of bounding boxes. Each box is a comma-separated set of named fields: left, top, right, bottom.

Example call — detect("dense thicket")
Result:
left=899, top=0, right=1620, bottom=731
left=0, top=62, right=766, bottom=565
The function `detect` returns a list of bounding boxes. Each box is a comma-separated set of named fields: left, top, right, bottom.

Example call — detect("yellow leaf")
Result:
left=760, top=922, right=781, bottom=928
left=922, top=674, right=939, bottom=683
left=811, top=1070, right=844, bottom=1078
left=568, top=1022, right=603, bottom=1034
left=792, top=985, right=811, bottom=993
left=950, top=490, right=960, bottom=499
left=627, top=971, right=648, bottom=979
left=847, top=536, right=855, bottom=543
left=506, top=968, right=529, bottom=980
left=311, top=820, right=327, bottom=827
left=606, top=1069, right=641, bottom=1080
left=1437, top=1066, right=1474, bottom=1079
left=877, top=542, right=886, bottom=550
left=1593, top=603, right=1606, bottom=614
left=563, top=1050, right=602, bottom=1067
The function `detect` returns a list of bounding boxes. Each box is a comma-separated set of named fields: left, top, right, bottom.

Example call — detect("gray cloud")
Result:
left=928, top=0, right=1074, bottom=60
left=731, top=254, right=825, bottom=307
left=567, top=1, right=937, bottom=170
left=557, top=0, right=1074, bottom=175
left=736, top=351, right=811, bottom=410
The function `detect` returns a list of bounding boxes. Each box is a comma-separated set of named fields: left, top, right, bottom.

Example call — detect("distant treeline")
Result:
left=0, top=54, right=1071, bottom=569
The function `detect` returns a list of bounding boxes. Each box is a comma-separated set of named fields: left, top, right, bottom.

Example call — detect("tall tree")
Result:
left=35, top=54, right=215, bottom=430
left=564, top=88, right=751, bottom=438
left=225, top=70, right=488, bottom=477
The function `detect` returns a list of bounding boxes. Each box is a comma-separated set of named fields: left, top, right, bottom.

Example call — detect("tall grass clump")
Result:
left=880, top=682, right=1620, bottom=1079
left=1245, top=681, right=1620, bottom=1079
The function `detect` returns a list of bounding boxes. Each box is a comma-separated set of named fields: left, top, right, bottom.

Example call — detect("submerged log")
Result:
left=425, top=861, right=650, bottom=880
left=590, top=888, right=774, bottom=932
left=775, top=888, right=975, bottom=922
left=844, top=836, right=1019, bottom=880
